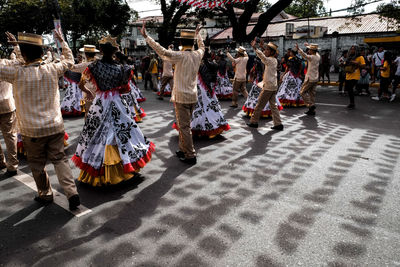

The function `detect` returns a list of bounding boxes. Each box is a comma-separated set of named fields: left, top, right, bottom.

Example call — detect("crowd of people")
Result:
left=337, top=46, right=400, bottom=104
left=0, top=24, right=398, bottom=213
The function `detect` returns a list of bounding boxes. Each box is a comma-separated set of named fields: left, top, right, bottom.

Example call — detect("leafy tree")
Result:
left=376, top=0, right=400, bottom=26
left=157, top=0, right=191, bottom=47
left=284, top=0, right=327, bottom=17
left=152, top=0, right=293, bottom=45
left=0, top=0, right=133, bottom=51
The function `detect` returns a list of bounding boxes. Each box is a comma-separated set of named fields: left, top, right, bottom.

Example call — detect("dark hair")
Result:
left=384, top=51, right=392, bottom=64
left=349, top=45, right=360, bottom=59
left=19, top=44, right=43, bottom=62
left=100, top=43, right=118, bottom=56
left=267, top=46, right=276, bottom=56
left=85, top=52, right=96, bottom=58
left=115, top=51, right=128, bottom=64
left=342, top=50, right=348, bottom=56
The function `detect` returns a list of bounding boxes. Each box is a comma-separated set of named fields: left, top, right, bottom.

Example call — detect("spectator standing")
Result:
left=356, top=49, right=371, bottom=96
left=141, top=55, right=152, bottom=90
left=372, top=51, right=392, bottom=101
left=390, top=53, right=400, bottom=102
left=344, top=45, right=365, bottom=109
left=158, top=44, right=174, bottom=100
left=338, top=50, right=348, bottom=95
left=372, top=47, right=385, bottom=83
left=149, top=54, right=159, bottom=91
left=319, top=50, right=330, bottom=83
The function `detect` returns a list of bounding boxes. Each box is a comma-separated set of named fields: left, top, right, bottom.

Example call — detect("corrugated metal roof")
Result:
left=212, top=14, right=399, bottom=40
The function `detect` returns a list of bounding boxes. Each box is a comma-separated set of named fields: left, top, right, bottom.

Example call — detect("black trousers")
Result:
left=338, top=71, right=346, bottom=91
left=379, top=77, right=390, bottom=97
left=345, top=79, right=358, bottom=105
left=393, top=75, right=400, bottom=94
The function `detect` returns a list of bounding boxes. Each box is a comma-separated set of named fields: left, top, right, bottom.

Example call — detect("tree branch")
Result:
left=248, top=0, right=294, bottom=40
left=238, top=0, right=260, bottom=26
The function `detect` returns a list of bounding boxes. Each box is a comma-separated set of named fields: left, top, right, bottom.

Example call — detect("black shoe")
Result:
left=230, top=104, right=238, bottom=108
left=347, top=104, right=355, bottom=110
left=68, top=194, right=80, bottom=211
left=304, top=110, right=316, bottom=116
left=271, top=124, right=284, bottom=131
left=3, top=170, right=17, bottom=178
left=0, top=164, right=6, bottom=171
left=247, top=123, right=258, bottom=128
left=175, top=150, right=185, bottom=158
left=179, top=157, right=197, bottom=165
left=309, top=105, right=316, bottom=111
left=34, top=196, right=54, bottom=205
left=157, top=96, right=164, bottom=100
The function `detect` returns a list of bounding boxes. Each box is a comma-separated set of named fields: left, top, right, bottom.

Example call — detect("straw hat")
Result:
left=79, top=45, right=99, bottom=53
left=11, top=32, right=44, bottom=46
left=99, top=35, right=119, bottom=48
left=235, top=46, right=246, bottom=54
left=266, top=42, right=278, bottom=51
left=179, top=30, right=196, bottom=40
left=306, top=43, right=319, bottom=51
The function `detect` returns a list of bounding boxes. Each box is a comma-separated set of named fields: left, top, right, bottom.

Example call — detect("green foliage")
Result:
left=0, top=0, right=133, bottom=48
left=284, top=0, right=327, bottom=17
left=377, top=0, right=400, bottom=26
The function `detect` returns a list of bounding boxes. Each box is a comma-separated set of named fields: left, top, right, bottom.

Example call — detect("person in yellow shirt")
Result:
left=345, top=45, right=365, bottom=109
left=372, top=52, right=392, bottom=101
left=148, top=54, right=159, bottom=91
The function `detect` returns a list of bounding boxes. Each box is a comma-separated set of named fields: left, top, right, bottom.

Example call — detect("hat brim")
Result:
left=306, top=45, right=318, bottom=51
left=10, top=40, right=45, bottom=47
left=79, top=48, right=100, bottom=53
left=267, top=44, right=277, bottom=51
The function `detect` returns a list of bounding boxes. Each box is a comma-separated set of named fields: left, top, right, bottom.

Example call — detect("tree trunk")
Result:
left=224, top=0, right=294, bottom=43
left=158, top=2, right=190, bottom=47
left=247, top=0, right=294, bottom=41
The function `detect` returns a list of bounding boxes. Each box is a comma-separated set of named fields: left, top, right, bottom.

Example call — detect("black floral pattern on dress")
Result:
left=60, top=78, right=83, bottom=113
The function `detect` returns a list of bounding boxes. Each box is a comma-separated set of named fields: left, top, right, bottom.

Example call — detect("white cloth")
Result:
left=373, top=51, right=385, bottom=66
left=394, top=57, right=400, bottom=76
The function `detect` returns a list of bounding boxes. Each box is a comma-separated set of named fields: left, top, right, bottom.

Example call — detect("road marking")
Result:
left=315, top=102, right=347, bottom=107
left=13, top=172, right=92, bottom=217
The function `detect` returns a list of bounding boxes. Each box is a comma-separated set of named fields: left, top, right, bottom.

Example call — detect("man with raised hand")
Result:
left=0, top=29, right=80, bottom=210
left=140, top=23, right=204, bottom=164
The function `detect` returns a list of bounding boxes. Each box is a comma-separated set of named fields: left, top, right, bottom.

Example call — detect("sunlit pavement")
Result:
left=1, top=83, right=399, bottom=266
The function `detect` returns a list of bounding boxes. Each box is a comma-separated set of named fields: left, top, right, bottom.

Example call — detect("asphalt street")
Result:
left=0, top=82, right=399, bottom=267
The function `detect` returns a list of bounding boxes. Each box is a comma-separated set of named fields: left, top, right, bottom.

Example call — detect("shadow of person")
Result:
left=298, top=114, right=319, bottom=130
left=0, top=203, right=73, bottom=264
left=76, top=174, right=146, bottom=209
left=223, top=105, right=242, bottom=120
left=32, top=153, right=193, bottom=263
left=146, top=119, right=175, bottom=139
left=32, top=136, right=194, bottom=262
left=232, top=128, right=278, bottom=163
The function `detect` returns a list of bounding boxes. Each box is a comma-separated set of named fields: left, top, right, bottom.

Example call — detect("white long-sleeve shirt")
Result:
left=298, top=48, right=320, bottom=82
left=145, top=35, right=205, bottom=104
left=254, top=48, right=278, bottom=91
left=227, top=52, right=248, bottom=81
